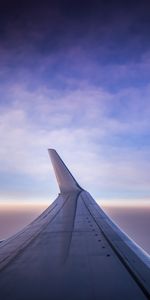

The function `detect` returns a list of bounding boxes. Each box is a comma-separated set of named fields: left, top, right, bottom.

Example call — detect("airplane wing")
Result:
left=0, top=149, right=149, bottom=300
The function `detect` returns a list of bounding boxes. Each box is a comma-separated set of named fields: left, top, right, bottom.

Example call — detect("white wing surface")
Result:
left=0, top=149, right=149, bottom=300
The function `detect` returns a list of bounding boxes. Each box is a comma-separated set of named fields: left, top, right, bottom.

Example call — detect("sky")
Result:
left=0, top=0, right=150, bottom=205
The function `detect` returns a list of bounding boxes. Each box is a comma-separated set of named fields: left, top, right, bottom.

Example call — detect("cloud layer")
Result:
left=0, top=81, right=150, bottom=202
left=0, top=1, right=150, bottom=203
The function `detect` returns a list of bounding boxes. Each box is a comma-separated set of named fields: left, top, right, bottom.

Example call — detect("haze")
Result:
left=0, top=202, right=150, bottom=255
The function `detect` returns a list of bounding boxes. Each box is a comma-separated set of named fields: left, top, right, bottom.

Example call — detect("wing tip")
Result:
left=48, top=148, right=82, bottom=193
left=48, top=148, right=56, bottom=152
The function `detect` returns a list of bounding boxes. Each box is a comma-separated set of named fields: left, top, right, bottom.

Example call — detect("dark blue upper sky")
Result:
left=1, top=0, right=150, bottom=86
left=0, top=0, right=150, bottom=204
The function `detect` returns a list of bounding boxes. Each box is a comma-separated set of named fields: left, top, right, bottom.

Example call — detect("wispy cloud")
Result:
left=0, top=81, right=150, bottom=202
left=0, top=1, right=150, bottom=203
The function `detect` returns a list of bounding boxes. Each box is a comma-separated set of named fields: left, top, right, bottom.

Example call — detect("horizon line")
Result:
left=0, top=199, right=150, bottom=208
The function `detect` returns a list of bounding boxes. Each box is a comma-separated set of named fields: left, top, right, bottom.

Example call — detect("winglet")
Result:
left=48, top=149, right=82, bottom=193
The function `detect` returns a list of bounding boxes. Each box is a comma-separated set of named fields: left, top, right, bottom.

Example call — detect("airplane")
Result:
left=0, top=149, right=149, bottom=300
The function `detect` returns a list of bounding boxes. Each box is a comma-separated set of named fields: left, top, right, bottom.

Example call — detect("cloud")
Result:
left=0, top=81, right=150, bottom=203
left=1, top=0, right=150, bottom=93
left=0, top=1, right=150, bottom=204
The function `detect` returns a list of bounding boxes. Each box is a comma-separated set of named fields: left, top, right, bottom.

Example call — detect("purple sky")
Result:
left=0, top=0, right=150, bottom=204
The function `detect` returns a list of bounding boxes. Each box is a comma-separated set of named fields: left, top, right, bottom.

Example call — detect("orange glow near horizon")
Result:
left=0, top=198, right=150, bottom=208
